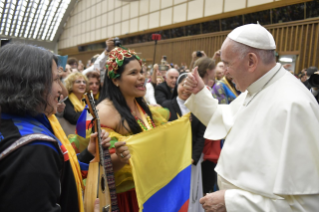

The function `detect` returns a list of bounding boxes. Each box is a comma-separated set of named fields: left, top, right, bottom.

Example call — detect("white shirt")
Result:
left=176, top=96, right=190, bottom=116
left=144, top=82, right=157, bottom=105
left=82, top=51, right=108, bottom=75
left=185, top=63, right=319, bottom=211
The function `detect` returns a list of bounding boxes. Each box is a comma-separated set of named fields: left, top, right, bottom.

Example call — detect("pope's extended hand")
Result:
left=115, top=142, right=131, bottom=163
left=87, top=130, right=111, bottom=156
left=199, top=190, right=227, bottom=212
left=184, top=66, right=205, bottom=94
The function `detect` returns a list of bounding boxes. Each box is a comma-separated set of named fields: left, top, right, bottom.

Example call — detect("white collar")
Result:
left=247, top=63, right=281, bottom=95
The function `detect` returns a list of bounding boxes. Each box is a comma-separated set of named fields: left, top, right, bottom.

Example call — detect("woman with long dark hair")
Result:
left=97, top=47, right=168, bottom=211
left=0, top=43, right=109, bottom=212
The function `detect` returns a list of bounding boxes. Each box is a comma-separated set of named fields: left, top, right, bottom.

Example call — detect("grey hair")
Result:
left=0, top=43, right=58, bottom=116
left=227, top=38, right=276, bottom=65
left=166, top=68, right=179, bottom=78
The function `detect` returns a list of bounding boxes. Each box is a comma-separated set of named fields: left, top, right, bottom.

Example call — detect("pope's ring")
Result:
left=120, top=153, right=124, bottom=158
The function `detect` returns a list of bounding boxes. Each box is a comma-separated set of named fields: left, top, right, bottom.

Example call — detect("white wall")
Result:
left=58, top=0, right=279, bottom=49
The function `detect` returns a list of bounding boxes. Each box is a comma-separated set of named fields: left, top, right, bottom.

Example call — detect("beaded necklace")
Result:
left=132, top=101, right=156, bottom=131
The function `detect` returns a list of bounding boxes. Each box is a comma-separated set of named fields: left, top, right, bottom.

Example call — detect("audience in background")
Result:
left=155, top=68, right=179, bottom=105
left=215, top=61, right=225, bottom=80
left=78, top=61, right=84, bottom=72
left=86, top=71, right=101, bottom=103
left=194, top=57, right=216, bottom=91
left=67, top=57, right=79, bottom=69
left=212, top=74, right=240, bottom=104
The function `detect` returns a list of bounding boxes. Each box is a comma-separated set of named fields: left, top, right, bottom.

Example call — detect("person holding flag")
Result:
left=95, top=46, right=192, bottom=212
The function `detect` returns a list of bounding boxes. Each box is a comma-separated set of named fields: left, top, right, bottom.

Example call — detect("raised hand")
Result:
left=184, top=66, right=205, bottom=94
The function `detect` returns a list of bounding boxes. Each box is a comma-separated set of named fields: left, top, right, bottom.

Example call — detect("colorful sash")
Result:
left=47, top=114, right=85, bottom=212
left=69, top=92, right=86, bottom=112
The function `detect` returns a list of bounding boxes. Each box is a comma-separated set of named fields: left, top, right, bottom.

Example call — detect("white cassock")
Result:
left=185, top=63, right=319, bottom=211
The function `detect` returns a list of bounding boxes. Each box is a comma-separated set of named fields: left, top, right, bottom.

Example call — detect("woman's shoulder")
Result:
left=96, top=99, right=120, bottom=129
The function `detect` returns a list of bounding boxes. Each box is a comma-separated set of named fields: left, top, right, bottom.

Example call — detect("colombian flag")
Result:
left=125, top=114, right=192, bottom=212
left=75, top=106, right=93, bottom=138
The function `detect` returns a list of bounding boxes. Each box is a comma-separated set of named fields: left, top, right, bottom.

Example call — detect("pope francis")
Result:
left=184, top=24, right=319, bottom=212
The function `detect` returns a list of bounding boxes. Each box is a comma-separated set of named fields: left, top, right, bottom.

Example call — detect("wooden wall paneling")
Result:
left=294, top=25, right=299, bottom=52
left=275, top=28, right=279, bottom=51
left=217, top=36, right=221, bottom=51
left=279, top=28, right=284, bottom=52
left=302, top=24, right=309, bottom=69
left=215, top=36, right=220, bottom=53
left=296, top=25, right=304, bottom=71
left=290, top=26, right=295, bottom=51
left=295, top=26, right=301, bottom=71
left=284, top=27, right=291, bottom=51
left=308, top=23, right=315, bottom=66
left=279, top=27, right=284, bottom=51
left=212, top=36, right=216, bottom=56
left=62, top=19, right=319, bottom=73
left=313, top=23, right=319, bottom=67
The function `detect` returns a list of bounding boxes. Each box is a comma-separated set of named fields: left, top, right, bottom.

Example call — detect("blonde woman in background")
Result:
left=63, top=72, right=88, bottom=126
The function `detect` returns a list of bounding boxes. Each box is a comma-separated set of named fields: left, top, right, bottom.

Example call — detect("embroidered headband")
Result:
left=106, top=47, right=142, bottom=79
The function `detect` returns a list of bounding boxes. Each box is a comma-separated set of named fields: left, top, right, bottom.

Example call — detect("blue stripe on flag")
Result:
left=143, top=165, right=191, bottom=212
left=76, top=106, right=87, bottom=138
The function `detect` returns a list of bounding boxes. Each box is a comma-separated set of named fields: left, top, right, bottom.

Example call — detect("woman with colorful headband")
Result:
left=97, top=47, right=168, bottom=211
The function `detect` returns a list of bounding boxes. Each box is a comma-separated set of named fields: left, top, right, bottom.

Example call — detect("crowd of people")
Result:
left=1, top=23, right=319, bottom=212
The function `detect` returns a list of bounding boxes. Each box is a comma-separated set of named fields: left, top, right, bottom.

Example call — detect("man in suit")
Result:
left=155, top=68, right=179, bottom=105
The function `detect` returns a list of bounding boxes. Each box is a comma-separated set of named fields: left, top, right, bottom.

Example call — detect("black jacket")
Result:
left=162, top=98, right=205, bottom=165
left=303, top=80, right=312, bottom=90
left=0, top=114, right=93, bottom=212
left=63, top=98, right=82, bottom=125
left=155, top=82, right=173, bottom=106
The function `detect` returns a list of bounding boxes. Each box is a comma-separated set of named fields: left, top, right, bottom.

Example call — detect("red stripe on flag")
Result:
left=178, top=199, right=189, bottom=212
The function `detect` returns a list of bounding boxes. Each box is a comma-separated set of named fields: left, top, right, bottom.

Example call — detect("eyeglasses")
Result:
left=74, top=80, right=87, bottom=84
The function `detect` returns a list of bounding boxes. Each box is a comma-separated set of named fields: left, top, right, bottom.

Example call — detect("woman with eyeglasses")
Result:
left=63, top=72, right=88, bottom=126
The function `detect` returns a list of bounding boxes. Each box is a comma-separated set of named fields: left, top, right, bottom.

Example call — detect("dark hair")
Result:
left=306, top=66, right=318, bottom=77
left=67, top=57, right=78, bottom=66
left=0, top=43, right=58, bottom=116
left=99, top=56, right=152, bottom=134
left=194, top=57, right=215, bottom=78
left=172, top=73, right=188, bottom=99
left=86, top=71, right=101, bottom=92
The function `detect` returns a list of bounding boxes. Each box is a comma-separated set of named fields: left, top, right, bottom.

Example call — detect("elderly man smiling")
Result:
left=184, top=24, right=319, bottom=212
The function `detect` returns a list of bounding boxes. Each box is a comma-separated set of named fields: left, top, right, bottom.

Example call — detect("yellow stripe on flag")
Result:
left=123, top=113, right=192, bottom=211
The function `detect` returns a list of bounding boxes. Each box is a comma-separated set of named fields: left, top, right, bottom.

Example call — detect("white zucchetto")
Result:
left=228, top=24, right=276, bottom=50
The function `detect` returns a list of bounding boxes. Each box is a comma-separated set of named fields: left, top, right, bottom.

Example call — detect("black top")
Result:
left=0, top=115, right=93, bottom=212
left=63, top=98, right=82, bottom=125
left=162, top=98, right=206, bottom=165
left=303, top=80, right=312, bottom=90
left=155, top=82, right=173, bottom=106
